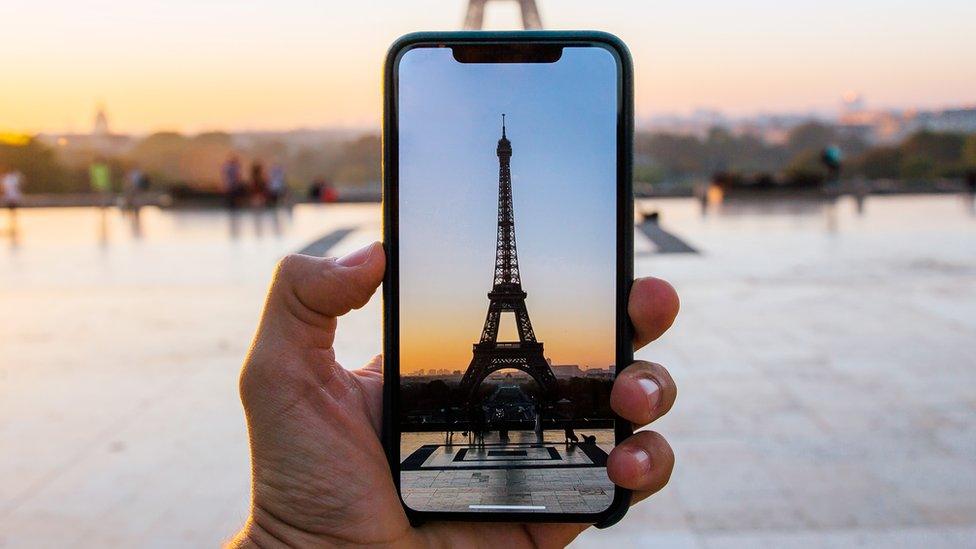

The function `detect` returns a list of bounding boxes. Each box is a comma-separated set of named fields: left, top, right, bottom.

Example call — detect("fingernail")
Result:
left=626, top=446, right=653, bottom=477
left=637, top=377, right=662, bottom=413
left=337, top=242, right=377, bottom=267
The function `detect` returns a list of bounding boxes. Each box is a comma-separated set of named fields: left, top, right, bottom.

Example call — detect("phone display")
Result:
left=384, top=33, right=632, bottom=523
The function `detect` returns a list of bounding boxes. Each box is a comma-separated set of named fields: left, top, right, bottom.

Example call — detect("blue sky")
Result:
left=397, top=46, right=617, bottom=372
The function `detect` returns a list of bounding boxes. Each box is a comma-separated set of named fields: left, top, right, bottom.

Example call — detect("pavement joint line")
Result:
left=636, top=221, right=699, bottom=254
left=296, top=227, right=357, bottom=257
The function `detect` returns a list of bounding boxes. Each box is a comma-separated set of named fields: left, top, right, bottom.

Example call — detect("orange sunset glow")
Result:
left=2, top=1, right=973, bottom=134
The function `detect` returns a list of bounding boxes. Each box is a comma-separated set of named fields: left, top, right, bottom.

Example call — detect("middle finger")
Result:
left=610, top=360, right=677, bottom=426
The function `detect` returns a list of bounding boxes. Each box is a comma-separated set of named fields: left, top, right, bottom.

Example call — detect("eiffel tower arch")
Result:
left=463, top=0, right=544, bottom=30
left=458, top=116, right=558, bottom=404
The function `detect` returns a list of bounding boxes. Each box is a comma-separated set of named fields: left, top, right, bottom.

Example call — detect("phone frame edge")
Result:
left=382, top=30, right=636, bottom=528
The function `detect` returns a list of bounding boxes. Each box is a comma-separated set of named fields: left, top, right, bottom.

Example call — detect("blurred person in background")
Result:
left=222, top=154, right=245, bottom=210
left=250, top=160, right=268, bottom=206
left=268, top=162, right=286, bottom=208
left=124, top=166, right=151, bottom=236
left=89, top=158, right=112, bottom=205
left=308, top=176, right=339, bottom=203
left=323, top=184, right=338, bottom=203
left=307, top=176, right=325, bottom=202
left=308, top=176, right=338, bottom=206
left=124, top=167, right=146, bottom=210
left=89, top=158, right=113, bottom=241
left=2, top=167, right=24, bottom=242
left=2, top=167, right=24, bottom=210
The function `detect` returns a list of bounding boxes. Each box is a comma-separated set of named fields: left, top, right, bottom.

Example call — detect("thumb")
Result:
left=270, top=241, right=385, bottom=326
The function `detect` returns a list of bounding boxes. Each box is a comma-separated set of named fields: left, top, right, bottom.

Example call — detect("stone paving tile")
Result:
left=400, top=430, right=615, bottom=514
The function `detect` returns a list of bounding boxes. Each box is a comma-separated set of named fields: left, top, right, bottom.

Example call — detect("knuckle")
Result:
left=238, top=362, right=260, bottom=404
left=643, top=430, right=676, bottom=481
left=275, top=253, right=302, bottom=278
left=274, top=253, right=312, bottom=290
left=625, top=360, right=666, bottom=382
left=645, top=429, right=670, bottom=450
left=635, top=360, right=675, bottom=388
left=630, top=359, right=662, bottom=372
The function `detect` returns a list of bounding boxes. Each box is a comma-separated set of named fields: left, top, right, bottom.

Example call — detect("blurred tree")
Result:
left=127, top=132, right=189, bottom=185
left=786, top=122, right=835, bottom=157
left=900, top=131, right=965, bottom=164
left=179, top=132, right=235, bottom=188
left=702, top=126, right=736, bottom=173
left=633, top=162, right=666, bottom=185
left=333, top=135, right=381, bottom=184
left=0, top=137, right=73, bottom=193
left=963, top=134, right=976, bottom=169
left=635, top=132, right=704, bottom=179
left=900, top=155, right=937, bottom=179
left=850, top=146, right=902, bottom=179
left=290, top=145, right=341, bottom=187
left=783, top=149, right=827, bottom=184
left=193, top=132, right=233, bottom=147
left=848, top=131, right=969, bottom=179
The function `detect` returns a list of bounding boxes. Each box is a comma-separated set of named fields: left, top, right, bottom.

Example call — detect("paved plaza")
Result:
left=400, top=430, right=614, bottom=513
left=1, top=195, right=975, bottom=547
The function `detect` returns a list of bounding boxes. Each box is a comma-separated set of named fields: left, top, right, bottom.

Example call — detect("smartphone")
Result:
left=382, top=31, right=634, bottom=527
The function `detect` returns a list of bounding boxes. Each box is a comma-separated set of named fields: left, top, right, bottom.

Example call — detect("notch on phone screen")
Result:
left=451, top=44, right=563, bottom=64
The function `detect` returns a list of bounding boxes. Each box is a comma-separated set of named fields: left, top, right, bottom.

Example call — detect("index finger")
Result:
left=629, top=277, right=679, bottom=350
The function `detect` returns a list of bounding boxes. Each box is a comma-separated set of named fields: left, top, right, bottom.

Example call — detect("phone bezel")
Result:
left=382, top=30, right=635, bottom=528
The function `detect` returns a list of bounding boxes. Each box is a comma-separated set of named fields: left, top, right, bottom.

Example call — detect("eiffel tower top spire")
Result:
left=497, top=113, right=511, bottom=157
left=493, top=114, right=520, bottom=288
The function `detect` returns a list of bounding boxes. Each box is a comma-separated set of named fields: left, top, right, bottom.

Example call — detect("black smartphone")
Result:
left=382, top=31, right=634, bottom=527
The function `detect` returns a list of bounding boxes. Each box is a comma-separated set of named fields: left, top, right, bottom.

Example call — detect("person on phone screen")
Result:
left=229, top=242, right=679, bottom=547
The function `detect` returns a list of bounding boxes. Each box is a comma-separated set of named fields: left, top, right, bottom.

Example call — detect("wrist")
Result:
left=227, top=515, right=285, bottom=549
left=229, top=507, right=428, bottom=549
left=228, top=508, right=321, bottom=549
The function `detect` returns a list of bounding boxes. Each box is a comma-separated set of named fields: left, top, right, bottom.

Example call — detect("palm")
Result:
left=244, top=344, right=590, bottom=546
left=241, top=347, right=409, bottom=544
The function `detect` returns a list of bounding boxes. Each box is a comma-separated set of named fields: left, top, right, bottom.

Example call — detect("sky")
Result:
left=1, top=0, right=974, bottom=134
left=397, top=46, right=617, bottom=373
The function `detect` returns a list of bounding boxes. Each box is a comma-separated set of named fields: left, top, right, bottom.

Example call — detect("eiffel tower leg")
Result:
left=480, top=308, right=501, bottom=343
left=512, top=301, right=537, bottom=342
left=524, top=352, right=558, bottom=400
left=458, top=353, right=490, bottom=406
left=463, top=0, right=487, bottom=30
left=518, top=0, right=543, bottom=30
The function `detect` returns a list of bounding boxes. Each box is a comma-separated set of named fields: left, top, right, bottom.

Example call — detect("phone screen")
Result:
left=396, top=43, right=620, bottom=515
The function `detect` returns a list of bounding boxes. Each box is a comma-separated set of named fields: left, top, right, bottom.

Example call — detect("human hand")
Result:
left=230, top=241, right=678, bottom=548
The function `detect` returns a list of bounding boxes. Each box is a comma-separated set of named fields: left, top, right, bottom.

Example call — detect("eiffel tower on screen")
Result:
left=457, top=115, right=558, bottom=403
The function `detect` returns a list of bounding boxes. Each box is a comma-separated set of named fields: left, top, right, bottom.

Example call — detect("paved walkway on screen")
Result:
left=400, top=431, right=614, bottom=513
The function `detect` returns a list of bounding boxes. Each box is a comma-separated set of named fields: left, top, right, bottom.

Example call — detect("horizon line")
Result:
left=7, top=100, right=975, bottom=138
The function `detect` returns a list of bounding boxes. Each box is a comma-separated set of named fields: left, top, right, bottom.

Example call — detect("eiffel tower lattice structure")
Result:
left=458, top=116, right=558, bottom=403
left=463, top=0, right=543, bottom=30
